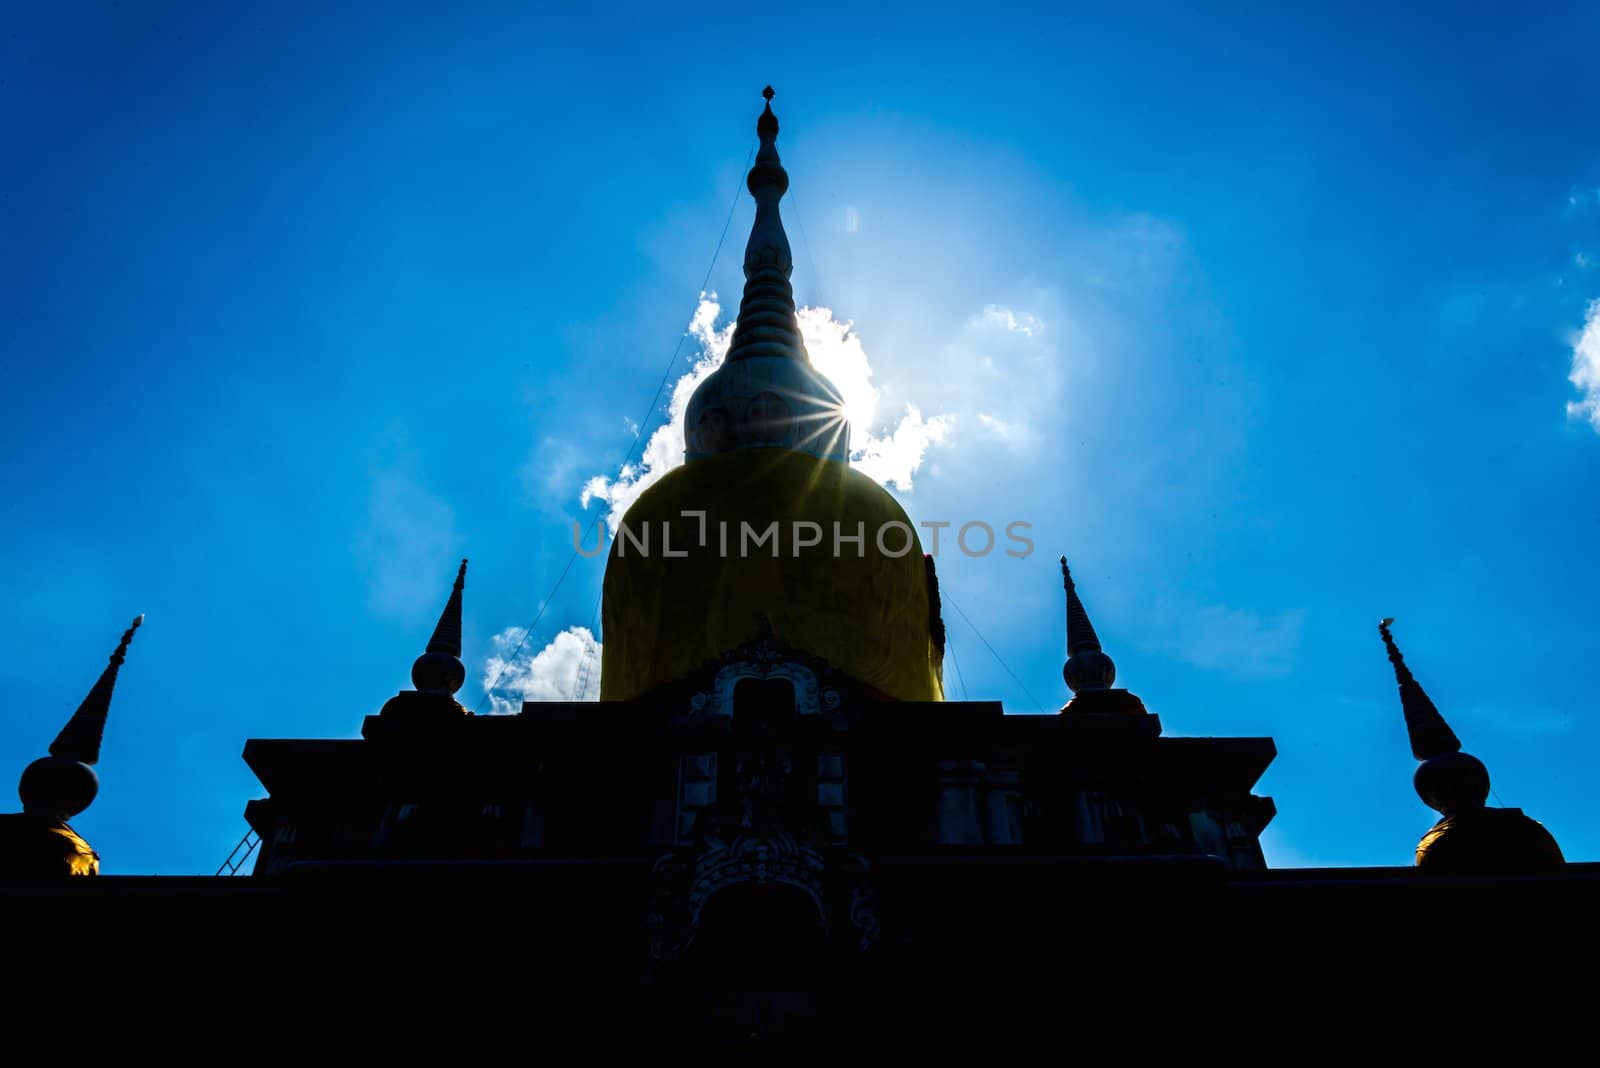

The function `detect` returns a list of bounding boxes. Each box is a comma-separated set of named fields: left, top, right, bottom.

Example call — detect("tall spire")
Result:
left=51, top=615, right=143, bottom=765
left=17, top=614, right=143, bottom=825
left=683, top=88, right=850, bottom=463
left=1377, top=617, right=1462, bottom=760
left=724, top=86, right=808, bottom=365
left=1060, top=557, right=1115, bottom=693
left=412, top=559, right=467, bottom=695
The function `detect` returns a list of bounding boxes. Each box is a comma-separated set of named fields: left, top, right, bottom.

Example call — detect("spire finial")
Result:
left=1379, top=617, right=1492, bottom=820
left=413, top=559, right=467, bottom=694
left=19, top=614, right=143, bottom=821
left=1378, top=617, right=1462, bottom=760
left=50, top=615, right=143, bottom=765
left=1060, top=556, right=1115, bottom=693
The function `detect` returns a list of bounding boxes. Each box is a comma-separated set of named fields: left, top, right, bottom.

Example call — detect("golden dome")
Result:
left=600, top=448, right=944, bottom=702
left=1415, top=808, right=1565, bottom=873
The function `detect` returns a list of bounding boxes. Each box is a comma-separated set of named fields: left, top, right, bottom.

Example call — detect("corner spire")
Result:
left=1378, top=617, right=1564, bottom=870
left=724, top=85, right=808, bottom=364
left=413, top=560, right=467, bottom=695
left=1060, top=557, right=1115, bottom=693
left=51, top=615, right=143, bottom=765
left=18, top=614, right=143, bottom=828
left=1377, top=617, right=1462, bottom=760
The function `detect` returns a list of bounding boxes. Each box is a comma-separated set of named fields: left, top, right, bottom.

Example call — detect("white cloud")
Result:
left=797, top=304, right=879, bottom=432
left=1568, top=299, right=1600, bottom=433
left=978, top=304, right=1042, bottom=337
left=481, top=625, right=601, bottom=712
left=580, top=295, right=955, bottom=526
left=852, top=404, right=954, bottom=490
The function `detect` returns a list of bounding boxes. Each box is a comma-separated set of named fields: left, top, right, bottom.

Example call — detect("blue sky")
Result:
left=3, top=4, right=1598, bottom=874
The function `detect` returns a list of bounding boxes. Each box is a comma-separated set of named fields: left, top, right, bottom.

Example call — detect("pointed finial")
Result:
left=19, top=615, right=143, bottom=820
left=1377, top=617, right=1462, bottom=760
left=758, top=86, right=778, bottom=138
left=50, top=615, right=143, bottom=765
left=1061, top=556, right=1115, bottom=692
left=1378, top=617, right=1491, bottom=819
left=412, top=559, right=467, bottom=694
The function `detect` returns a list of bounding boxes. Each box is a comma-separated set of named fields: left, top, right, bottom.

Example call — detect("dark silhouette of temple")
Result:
left=4, top=90, right=1592, bottom=1047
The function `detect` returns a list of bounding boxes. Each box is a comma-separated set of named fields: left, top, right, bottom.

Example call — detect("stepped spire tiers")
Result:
left=4, top=615, right=143, bottom=877
left=413, top=559, right=468, bottom=695
left=1378, top=618, right=1563, bottom=872
left=726, top=85, right=806, bottom=364
left=684, top=87, right=851, bottom=464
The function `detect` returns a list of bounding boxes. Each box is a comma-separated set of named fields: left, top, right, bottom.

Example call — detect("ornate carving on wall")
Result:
left=686, top=622, right=843, bottom=721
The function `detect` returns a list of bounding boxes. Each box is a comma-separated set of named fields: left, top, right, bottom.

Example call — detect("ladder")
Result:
left=215, top=828, right=260, bottom=876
